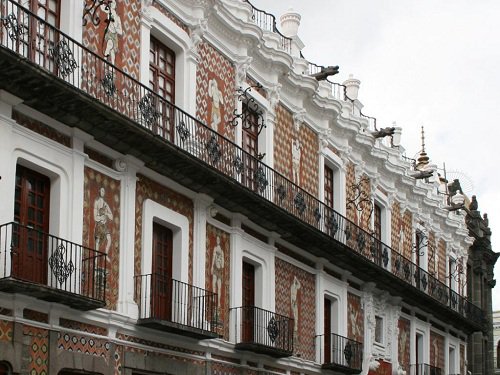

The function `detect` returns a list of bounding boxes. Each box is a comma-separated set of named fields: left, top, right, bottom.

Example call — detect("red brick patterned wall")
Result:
left=0, top=319, right=13, bottom=342
left=368, top=360, right=392, bottom=375
left=23, top=326, right=49, bottom=375
left=205, top=224, right=230, bottom=339
left=134, top=174, right=194, bottom=285
left=83, top=167, right=121, bottom=310
left=347, top=292, right=363, bottom=343
left=274, top=105, right=319, bottom=197
left=428, top=231, right=437, bottom=275
left=391, top=201, right=401, bottom=251
left=82, top=0, right=141, bottom=79
left=460, top=344, right=465, bottom=375
left=345, top=163, right=356, bottom=223
left=430, top=331, right=445, bottom=370
left=398, top=318, right=411, bottom=370
left=438, top=239, right=447, bottom=283
left=359, top=174, right=372, bottom=231
left=152, top=1, right=190, bottom=36
left=402, top=210, right=413, bottom=260
left=196, top=41, right=236, bottom=140
left=275, top=258, right=316, bottom=360
left=12, top=110, right=71, bottom=147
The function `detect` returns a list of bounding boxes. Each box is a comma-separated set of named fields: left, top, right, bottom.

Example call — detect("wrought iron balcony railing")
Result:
left=0, top=0, right=485, bottom=327
left=316, top=333, right=363, bottom=373
left=134, top=274, right=218, bottom=339
left=243, top=0, right=292, bottom=54
left=409, top=364, right=442, bottom=375
left=0, top=222, right=107, bottom=308
left=230, top=306, right=294, bottom=357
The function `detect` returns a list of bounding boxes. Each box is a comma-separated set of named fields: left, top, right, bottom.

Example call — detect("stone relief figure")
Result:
left=94, top=187, right=113, bottom=254
left=350, top=307, right=361, bottom=339
left=290, top=276, right=301, bottom=338
left=291, top=138, right=301, bottom=185
left=208, top=78, right=223, bottom=131
left=102, top=0, right=123, bottom=64
left=211, top=235, right=224, bottom=313
left=432, top=337, right=439, bottom=367
left=399, top=326, right=408, bottom=365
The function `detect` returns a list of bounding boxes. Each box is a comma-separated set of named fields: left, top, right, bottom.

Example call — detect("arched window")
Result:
left=0, top=361, right=12, bottom=375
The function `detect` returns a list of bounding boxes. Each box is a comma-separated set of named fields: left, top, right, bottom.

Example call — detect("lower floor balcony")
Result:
left=134, top=274, right=219, bottom=339
left=409, top=364, right=442, bottom=375
left=317, top=333, right=363, bottom=374
left=0, top=222, right=107, bottom=310
left=230, top=306, right=294, bottom=358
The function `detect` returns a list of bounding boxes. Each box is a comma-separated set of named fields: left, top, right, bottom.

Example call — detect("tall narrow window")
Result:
left=242, top=261, right=255, bottom=342
left=242, top=103, right=259, bottom=191
left=324, top=165, right=334, bottom=208
left=324, top=298, right=332, bottom=363
left=149, top=37, right=175, bottom=139
left=13, top=165, right=51, bottom=284
left=151, top=223, right=173, bottom=321
left=374, top=204, right=382, bottom=241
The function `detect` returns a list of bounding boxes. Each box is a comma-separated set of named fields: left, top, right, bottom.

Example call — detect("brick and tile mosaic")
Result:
left=398, top=318, right=410, bottom=370
left=345, top=163, right=356, bottom=223
left=82, top=167, right=121, bottom=309
left=262, top=365, right=286, bottom=373
left=12, top=110, right=71, bottom=147
left=0, top=319, right=13, bottom=342
left=59, top=318, right=108, bottom=336
left=438, top=239, right=447, bottom=284
left=23, top=325, right=49, bottom=375
left=205, top=224, right=231, bottom=339
left=114, top=342, right=123, bottom=374
left=274, top=105, right=319, bottom=197
left=84, top=146, right=114, bottom=169
left=82, top=0, right=141, bottom=79
left=275, top=258, right=315, bottom=360
left=196, top=41, right=236, bottom=140
left=428, top=231, right=437, bottom=276
left=134, top=174, right=194, bottom=285
left=368, top=360, right=392, bottom=375
left=430, top=331, right=445, bottom=370
left=359, top=174, right=372, bottom=231
left=347, top=292, right=364, bottom=343
left=23, top=309, right=48, bottom=324
left=57, top=331, right=110, bottom=360
left=401, top=210, right=413, bottom=260
left=391, top=200, right=401, bottom=251
left=276, top=244, right=315, bottom=269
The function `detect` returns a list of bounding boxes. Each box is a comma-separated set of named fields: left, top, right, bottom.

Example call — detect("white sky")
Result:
left=250, top=0, right=500, bottom=310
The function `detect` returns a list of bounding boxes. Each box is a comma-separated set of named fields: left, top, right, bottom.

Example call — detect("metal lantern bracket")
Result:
left=229, top=84, right=266, bottom=135
left=83, top=0, right=112, bottom=26
left=346, top=176, right=374, bottom=223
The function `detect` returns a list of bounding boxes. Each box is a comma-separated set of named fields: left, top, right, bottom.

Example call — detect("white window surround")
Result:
left=319, top=148, right=346, bottom=216
left=372, top=190, right=390, bottom=245
left=140, top=7, right=195, bottom=113
left=374, top=315, right=384, bottom=345
left=140, top=198, right=189, bottom=283
left=413, top=222, right=428, bottom=272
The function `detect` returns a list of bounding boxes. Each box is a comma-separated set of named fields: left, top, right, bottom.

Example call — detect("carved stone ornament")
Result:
left=268, top=83, right=281, bottom=111
left=113, top=158, right=127, bottom=172
left=235, top=56, right=253, bottom=87
left=190, top=17, right=208, bottom=52
left=293, top=110, right=306, bottom=132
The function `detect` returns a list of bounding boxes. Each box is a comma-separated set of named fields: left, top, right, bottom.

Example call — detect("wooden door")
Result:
left=13, top=165, right=50, bottom=283
left=242, top=104, right=259, bottom=191
left=324, top=298, right=332, bottom=363
left=242, top=261, right=255, bottom=342
left=152, top=223, right=173, bottom=321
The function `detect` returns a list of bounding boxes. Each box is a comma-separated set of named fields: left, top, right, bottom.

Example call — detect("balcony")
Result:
left=134, top=274, right=219, bottom=339
left=0, top=0, right=485, bottom=333
left=0, top=222, right=106, bottom=310
left=409, top=364, right=442, bottom=375
left=230, top=306, right=293, bottom=357
left=316, top=333, right=363, bottom=374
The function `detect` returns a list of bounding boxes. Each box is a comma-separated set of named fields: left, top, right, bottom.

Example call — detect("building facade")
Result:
left=0, top=0, right=497, bottom=374
left=494, top=311, right=500, bottom=374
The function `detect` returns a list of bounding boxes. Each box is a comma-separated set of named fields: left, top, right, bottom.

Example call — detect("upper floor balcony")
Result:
left=0, top=0, right=486, bottom=333
left=316, top=333, right=363, bottom=374
left=134, top=274, right=219, bottom=339
left=0, top=222, right=106, bottom=310
left=408, top=364, right=442, bottom=375
left=230, top=306, right=294, bottom=357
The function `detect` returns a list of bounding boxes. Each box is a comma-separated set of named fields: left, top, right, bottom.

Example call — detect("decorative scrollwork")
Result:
left=276, top=184, right=286, bottom=201
left=82, top=0, right=112, bottom=26
left=344, top=341, right=353, bottom=364
left=1, top=13, right=24, bottom=41
left=206, top=135, right=222, bottom=164
left=267, top=316, right=280, bottom=343
left=176, top=121, right=190, bottom=142
left=411, top=230, right=428, bottom=256
left=48, top=243, right=75, bottom=286
left=100, top=72, right=116, bottom=97
left=233, top=155, right=244, bottom=174
left=294, top=192, right=306, bottom=215
left=356, top=232, right=366, bottom=251
left=49, top=39, right=78, bottom=78
left=254, top=166, right=268, bottom=193
left=346, top=176, right=373, bottom=225
left=313, top=208, right=321, bottom=223
left=138, top=93, right=160, bottom=128
left=229, top=84, right=266, bottom=135
left=382, top=247, right=389, bottom=267
left=326, top=215, right=339, bottom=236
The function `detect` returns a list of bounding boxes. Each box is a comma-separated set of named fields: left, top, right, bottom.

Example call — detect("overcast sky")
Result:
left=250, top=0, right=500, bottom=310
